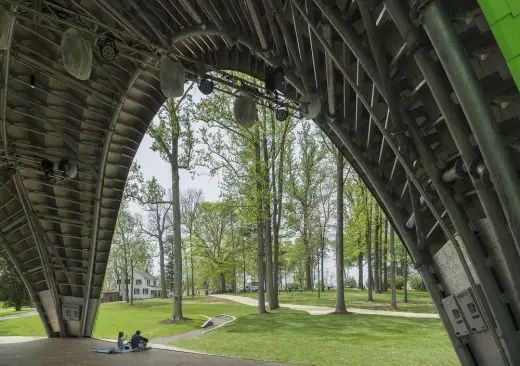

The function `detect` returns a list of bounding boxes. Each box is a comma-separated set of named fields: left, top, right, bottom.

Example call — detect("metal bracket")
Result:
left=409, top=0, right=434, bottom=25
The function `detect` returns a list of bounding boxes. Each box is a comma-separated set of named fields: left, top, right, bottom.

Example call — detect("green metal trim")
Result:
left=478, top=0, right=520, bottom=90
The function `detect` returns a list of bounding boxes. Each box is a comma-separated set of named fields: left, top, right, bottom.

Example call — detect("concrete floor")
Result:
left=0, top=337, right=286, bottom=366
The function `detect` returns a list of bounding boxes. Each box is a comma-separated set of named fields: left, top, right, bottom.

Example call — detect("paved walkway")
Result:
left=212, top=294, right=440, bottom=319
left=0, top=337, right=287, bottom=365
left=151, top=315, right=235, bottom=344
left=0, top=311, right=38, bottom=321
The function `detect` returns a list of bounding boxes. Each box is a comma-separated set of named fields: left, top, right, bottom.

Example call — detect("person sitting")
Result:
left=116, top=331, right=129, bottom=351
left=130, top=330, right=150, bottom=351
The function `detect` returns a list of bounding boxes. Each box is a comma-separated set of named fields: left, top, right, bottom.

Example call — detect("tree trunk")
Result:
left=335, top=150, right=346, bottom=312
left=255, top=124, right=267, bottom=314
left=263, top=132, right=275, bottom=309
left=404, top=257, right=408, bottom=303
left=219, top=272, right=226, bottom=293
left=318, top=240, right=325, bottom=291
left=158, top=239, right=167, bottom=298
left=374, top=206, right=380, bottom=293
left=171, top=127, right=183, bottom=321
left=190, top=230, right=195, bottom=297
left=379, top=211, right=383, bottom=291
left=366, top=196, right=373, bottom=301
left=317, top=246, right=321, bottom=298
left=357, top=237, right=363, bottom=290
left=383, top=219, right=388, bottom=291
left=242, top=235, right=246, bottom=292
left=304, top=212, right=312, bottom=290
left=390, top=225, right=397, bottom=310
left=130, top=261, right=134, bottom=305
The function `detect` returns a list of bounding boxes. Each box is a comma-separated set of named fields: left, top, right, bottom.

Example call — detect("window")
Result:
left=153, top=281, right=157, bottom=287
left=136, top=279, right=142, bottom=285
left=143, top=288, right=149, bottom=295
left=147, top=279, right=150, bottom=286
left=134, top=288, right=140, bottom=295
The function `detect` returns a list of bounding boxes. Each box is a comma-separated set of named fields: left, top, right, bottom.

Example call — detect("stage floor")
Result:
left=0, top=337, right=286, bottom=366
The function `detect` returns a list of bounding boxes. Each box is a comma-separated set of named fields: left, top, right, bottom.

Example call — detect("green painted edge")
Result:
left=478, top=0, right=520, bottom=91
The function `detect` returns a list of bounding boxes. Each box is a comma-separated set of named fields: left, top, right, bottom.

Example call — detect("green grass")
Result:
left=0, top=298, right=256, bottom=339
left=173, top=310, right=457, bottom=366
left=0, top=307, right=33, bottom=317
left=240, top=288, right=437, bottom=313
left=0, top=297, right=456, bottom=365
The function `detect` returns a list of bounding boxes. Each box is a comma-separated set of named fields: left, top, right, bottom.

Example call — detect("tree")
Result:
left=389, top=225, right=397, bottom=310
left=193, top=201, right=237, bottom=292
left=138, top=176, right=171, bottom=298
left=180, top=188, right=204, bottom=297
left=148, top=92, right=195, bottom=321
left=335, top=148, right=347, bottom=313
left=111, top=205, right=153, bottom=304
left=0, top=255, right=30, bottom=311
left=366, top=191, right=374, bottom=301
left=286, top=121, right=326, bottom=290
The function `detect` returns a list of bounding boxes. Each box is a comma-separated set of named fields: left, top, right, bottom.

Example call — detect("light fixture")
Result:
left=301, top=93, right=321, bottom=119
left=61, top=28, right=92, bottom=80
left=30, top=74, right=35, bottom=88
left=275, top=107, right=289, bottom=121
left=41, top=158, right=55, bottom=184
left=234, top=94, right=257, bottom=128
left=160, top=55, right=185, bottom=98
left=97, top=34, right=118, bottom=62
left=265, top=66, right=284, bottom=91
left=58, top=158, right=78, bottom=180
left=198, top=75, right=214, bottom=95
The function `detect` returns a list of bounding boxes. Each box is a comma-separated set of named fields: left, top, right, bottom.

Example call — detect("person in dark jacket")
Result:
left=130, top=330, right=150, bottom=350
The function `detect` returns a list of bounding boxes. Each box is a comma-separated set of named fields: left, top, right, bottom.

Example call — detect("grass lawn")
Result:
left=0, top=298, right=256, bottom=339
left=173, top=309, right=457, bottom=366
left=0, top=297, right=456, bottom=365
left=240, top=288, right=437, bottom=313
left=0, top=307, right=34, bottom=317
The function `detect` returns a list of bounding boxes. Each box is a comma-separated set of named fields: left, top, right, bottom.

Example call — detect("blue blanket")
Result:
left=91, top=348, right=132, bottom=354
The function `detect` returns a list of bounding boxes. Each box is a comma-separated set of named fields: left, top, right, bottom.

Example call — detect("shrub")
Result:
left=344, top=276, right=357, bottom=288
left=394, top=275, right=405, bottom=290
left=409, top=274, right=427, bottom=291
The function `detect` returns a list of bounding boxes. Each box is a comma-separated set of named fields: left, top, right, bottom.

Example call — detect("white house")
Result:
left=119, top=270, right=162, bottom=300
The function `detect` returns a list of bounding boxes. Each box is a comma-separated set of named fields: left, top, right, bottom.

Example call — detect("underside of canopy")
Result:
left=0, top=1, right=519, bottom=365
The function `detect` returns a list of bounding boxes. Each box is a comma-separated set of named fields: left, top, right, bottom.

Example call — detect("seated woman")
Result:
left=116, top=331, right=130, bottom=351
left=130, top=330, right=151, bottom=351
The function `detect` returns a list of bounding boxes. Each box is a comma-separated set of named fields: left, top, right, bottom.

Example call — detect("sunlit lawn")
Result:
left=0, top=305, right=34, bottom=318
left=0, top=297, right=456, bottom=365
left=0, top=298, right=256, bottom=339
left=174, top=309, right=457, bottom=366
left=240, top=288, right=437, bottom=313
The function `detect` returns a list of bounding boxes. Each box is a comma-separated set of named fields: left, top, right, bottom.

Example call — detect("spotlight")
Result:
left=97, top=35, right=118, bottom=62
left=198, top=76, right=214, bottom=95
left=58, top=158, right=78, bottom=180
left=30, top=74, right=35, bottom=88
left=41, top=158, right=55, bottom=184
left=265, top=66, right=284, bottom=91
left=275, top=107, right=289, bottom=121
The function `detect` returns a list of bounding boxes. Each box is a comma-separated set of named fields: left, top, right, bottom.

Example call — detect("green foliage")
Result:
left=409, top=274, right=427, bottom=291
left=394, top=275, right=406, bottom=290
left=0, top=255, right=30, bottom=311
left=344, top=276, right=357, bottom=288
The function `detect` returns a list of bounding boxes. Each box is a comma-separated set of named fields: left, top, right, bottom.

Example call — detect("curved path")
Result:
left=151, top=315, right=235, bottom=344
left=211, top=294, right=439, bottom=319
left=0, top=311, right=38, bottom=321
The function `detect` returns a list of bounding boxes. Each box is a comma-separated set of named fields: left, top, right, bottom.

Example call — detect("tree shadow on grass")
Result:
left=221, top=311, right=443, bottom=341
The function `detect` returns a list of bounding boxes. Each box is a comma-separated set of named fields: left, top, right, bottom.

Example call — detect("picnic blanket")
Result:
left=91, top=348, right=132, bottom=354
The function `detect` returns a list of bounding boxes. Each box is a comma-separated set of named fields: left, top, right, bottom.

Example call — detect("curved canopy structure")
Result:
left=0, top=1, right=519, bottom=364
